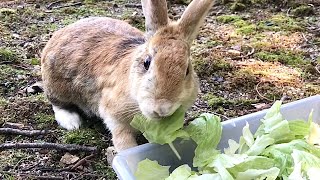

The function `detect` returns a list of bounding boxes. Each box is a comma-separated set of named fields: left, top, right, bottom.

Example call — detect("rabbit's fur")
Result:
left=41, top=0, right=214, bottom=151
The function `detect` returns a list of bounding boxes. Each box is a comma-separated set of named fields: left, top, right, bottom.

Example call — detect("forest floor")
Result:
left=0, top=0, right=319, bottom=179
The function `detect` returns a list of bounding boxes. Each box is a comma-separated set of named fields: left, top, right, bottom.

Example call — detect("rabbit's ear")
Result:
left=178, top=0, right=214, bottom=44
left=141, top=0, right=169, bottom=37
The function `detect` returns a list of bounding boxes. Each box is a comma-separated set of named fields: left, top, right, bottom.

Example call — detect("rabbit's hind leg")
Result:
left=52, top=105, right=82, bottom=130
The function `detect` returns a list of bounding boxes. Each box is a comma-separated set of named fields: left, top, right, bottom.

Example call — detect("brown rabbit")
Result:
left=41, top=0, right=214, bottom=151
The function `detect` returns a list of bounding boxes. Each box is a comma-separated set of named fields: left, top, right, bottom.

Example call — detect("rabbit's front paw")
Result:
left=52, top=105, right=81, bottom=130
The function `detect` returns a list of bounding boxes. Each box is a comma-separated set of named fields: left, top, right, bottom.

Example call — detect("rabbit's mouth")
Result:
left=139, top=100, right=181, bottom=121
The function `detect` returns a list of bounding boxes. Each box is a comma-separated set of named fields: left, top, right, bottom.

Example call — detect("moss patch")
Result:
left=0, top=48, right=17, bottom=63
left=292, top=5, right=314, bottom=17
left=258, top=14, right=304, bottom=32
left=63, top=128, right=108, bottom=148
left=254, top=50, right=305, bottom=66
left=0, top=65, right=28, bottom=97
left=192, top=57, right=233, bottom=78
left=217, top=15, right=242, bottom=23
left=230, top=2, right=246, bottom=11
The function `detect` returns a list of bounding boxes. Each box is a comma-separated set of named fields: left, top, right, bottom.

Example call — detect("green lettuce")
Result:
left=130, top=107, right=188, bottom=145
left=184, top=113, right=222, bottom=168
left=134, top=159, right=170, bottom=180
left=134, top=100, right=320, bottom=180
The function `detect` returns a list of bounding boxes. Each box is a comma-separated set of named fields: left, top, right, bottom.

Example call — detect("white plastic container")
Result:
left=112, top=95, right=320, bottom=180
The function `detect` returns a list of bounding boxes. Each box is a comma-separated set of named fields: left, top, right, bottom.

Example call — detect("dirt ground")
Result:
left=0, top=0, right=319, bottom=179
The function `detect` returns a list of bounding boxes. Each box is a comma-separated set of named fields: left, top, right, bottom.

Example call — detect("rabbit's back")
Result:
left=41, top=17, right=145, bottom=115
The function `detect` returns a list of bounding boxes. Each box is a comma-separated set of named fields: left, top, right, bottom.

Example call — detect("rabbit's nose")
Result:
left=153, top=100, right=175, bottom=117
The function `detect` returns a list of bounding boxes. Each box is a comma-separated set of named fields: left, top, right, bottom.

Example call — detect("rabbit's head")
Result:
left=130, top=0, right=214, bottom=119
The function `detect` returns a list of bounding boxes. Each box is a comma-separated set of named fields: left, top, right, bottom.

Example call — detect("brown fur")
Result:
left=41, top=0, right=214, bottom=151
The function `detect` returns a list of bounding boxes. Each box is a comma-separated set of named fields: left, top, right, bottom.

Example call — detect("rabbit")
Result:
left=41, top=0, right=215, bottom=152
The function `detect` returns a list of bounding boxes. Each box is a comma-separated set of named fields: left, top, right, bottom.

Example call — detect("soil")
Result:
left=0, top=0, right=319, bottom=179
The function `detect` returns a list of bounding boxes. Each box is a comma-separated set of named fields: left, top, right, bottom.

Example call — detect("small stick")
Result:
left=0, top=128, right=51, bottom=137
left=0, top=143, right=98, bottom=153
left=47, top=0, right=63, bottom=9
left=0, top=171, right=64, bottom=180
left=52, top=2, right=82, bottom=9
left=70, top=154, right=95, bottom=171
left=255, top=81, right=274, bottom=102
left=124, top=4, right=142, bottom=8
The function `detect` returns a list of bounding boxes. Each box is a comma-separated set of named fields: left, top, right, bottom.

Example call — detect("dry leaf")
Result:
left=60, top=153, right=79, bottom=165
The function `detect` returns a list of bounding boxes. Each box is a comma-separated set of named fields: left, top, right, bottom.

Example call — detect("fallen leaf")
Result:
left=60, top=153, right=79, bottom=165
left=252, top=103, right=267, bottom=109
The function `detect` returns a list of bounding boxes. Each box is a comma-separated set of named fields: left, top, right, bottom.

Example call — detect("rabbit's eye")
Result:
left=144, top=55, right=152, bottom=71
left=186, top=66, right=189, bottom=77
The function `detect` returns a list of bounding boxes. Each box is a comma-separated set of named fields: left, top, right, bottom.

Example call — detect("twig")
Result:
left=70, top=154, right=95, bottom=171
left=0, top=143, right=98, bottom=153
left=193, top=104, right=230, bottom=120
left=20, top=162, right=40, bottom=171
left=286, top=7, right=292, bottom=17
left=0, top=128, right=51, bottom=137
left=124, top=3, right=142, bottom=8
left=47, top=0, right=63, bottom=9
left=255, top=81, right=274, bottom=102
left=232, top=45, right=255, bottom=60
left=52, top=2, right=82, bottom=9
left=0, top=171, right=63, bottom=180
left=315, top=64, right=320, bottom=74
left=301, top=33, right=309, bottom=44
left=0, top=61, right=14, bottom=65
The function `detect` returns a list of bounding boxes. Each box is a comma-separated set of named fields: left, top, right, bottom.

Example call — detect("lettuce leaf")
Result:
left=235, top=167, right=279, bottom=180
left=134, top=100, right=320, bottom=180
left=185, top=113, right=222, bottom=168
left=165, top=165, right=193, bottom=180
left=135, top=159, right=170, bottom=180
left=130, top=107, right=188, bottom=145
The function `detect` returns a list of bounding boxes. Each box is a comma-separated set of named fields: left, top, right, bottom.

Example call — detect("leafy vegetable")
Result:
left=185, top=113, right=222, bottom=168
left=134, top=100, right=320, bottom=180
left=130, top=107, right=188, bottom=145
left=134, top=159, right=170, bottom=180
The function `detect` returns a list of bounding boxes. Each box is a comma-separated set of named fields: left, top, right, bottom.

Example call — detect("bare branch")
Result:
left=0, top=143, right=98, bottom=153
left=71, top=154, right=95, bottom=171
left=0, top=128, right=51, bottom=137
left=0, top=171, right=64, bottom=180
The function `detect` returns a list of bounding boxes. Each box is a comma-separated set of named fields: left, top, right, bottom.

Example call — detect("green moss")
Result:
left=28, top=94, right=49, bottom=103
left=0, top=65, right=28, bottom=96
left=236, top=24, right=256, bottom=35
left=254, top=50, right=305, bottom=66
left=0, top=97, right=9, bottom=106
left=204, top=93, right=258, bottom=109
left=30, top=58, right=40, bottom=65
left=192, top=58, right=233, bottom=77
left=216, top=15, right=256, bottom=35
left=63, top=128, right=107, bottom=148
left=216, top=15, right=242, bottom=23
left=258, top=14, right=304, bottom=32
left=233, top=19, right=248, bottom=27
left=292, top=5, right=314, bottom=17
left=34, top=113, right=55, bottom=128
left=0, top=8, right=16, bottom=15
left=60, top=5, right=107, bottom=17
left=61, top=17, right=77, bottom=26
left=205, top=40, right=220, bottom=48
left=0, top=48, right=16, bottom=62
left=93, top=161, right=117, bottom=178
left=204, top=93, right=230, bottom=108
left=230, top=2, right=246, bottom=11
